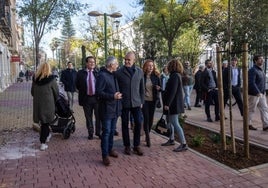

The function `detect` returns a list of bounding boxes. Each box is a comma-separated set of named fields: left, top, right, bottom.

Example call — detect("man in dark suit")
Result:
left=76, top=56, right=101, bottom=139
left=222, top=57, right=243, bottom=116
left=200, top=59, right=219, bottom=122
left=114, top=51, right=145, bottom=156
left=193, top=64, right=204, bottom=107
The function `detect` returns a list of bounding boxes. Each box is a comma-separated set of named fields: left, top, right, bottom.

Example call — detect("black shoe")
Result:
left=133, top=146, right=143, bottom=156
left=114, top=130, right=119, bottom=136
left=161, top=139, right=175, bottom=146
left=187, top=106, right=192, bottom=110
left=88, top=135, right=93, bottom=140
left=249, top=125, right=257, bottom=130
left=124, top=146, right=131, bottom=155
left=173, top=144, right=188, bottom=152
left=194, top=104, right=201, bottom=107
left=263, top=127, right=268, bottom=131
left=215, top=116, right=220, bottom=121
left=207, top=118, right=213, bottom=122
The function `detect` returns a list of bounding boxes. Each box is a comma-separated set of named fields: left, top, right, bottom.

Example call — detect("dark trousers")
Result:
left=224, top=86, right=243, bottom=116
left=194, top=89, right=202, bottom=106
left=40, top=123, right=50, bottom=144
left=204, top=89, right=219, bottom=119
left=142, top=101, right=156, bottom=135
left=121, top=107, right=142, bottom=147
left=82, top=100, right=100, bottom=137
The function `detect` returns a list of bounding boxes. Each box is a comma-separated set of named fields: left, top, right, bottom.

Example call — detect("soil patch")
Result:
left=183, top=124, right=268, bottom=170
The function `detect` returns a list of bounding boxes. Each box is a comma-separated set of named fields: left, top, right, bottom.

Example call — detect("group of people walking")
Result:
left=196, top=55, right=268, bottom=132
left=31, top=51, right=268, bottom=166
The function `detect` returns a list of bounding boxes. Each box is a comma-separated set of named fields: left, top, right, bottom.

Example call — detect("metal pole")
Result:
left=104, top=13, right=108, bottom=60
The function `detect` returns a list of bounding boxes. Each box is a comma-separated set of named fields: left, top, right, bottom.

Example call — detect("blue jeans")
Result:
left=121, top=107, right=142, bottom=147
left=183, top=85, right=193, bottom=106
left=101, top=117, right=118, bottom=158
left=168, top=114, right=186, bottom=144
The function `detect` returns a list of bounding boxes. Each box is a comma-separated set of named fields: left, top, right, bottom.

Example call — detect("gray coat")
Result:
left=31, top=75, right=59, bottom=124
left=114, top=65, right=144, bottom=108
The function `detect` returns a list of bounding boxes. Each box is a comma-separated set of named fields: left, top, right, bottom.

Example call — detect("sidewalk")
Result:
left=1, top=81, right=268, bottom=187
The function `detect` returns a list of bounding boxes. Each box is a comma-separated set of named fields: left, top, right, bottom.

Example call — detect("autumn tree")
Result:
left=17, top=0, right=87, bottom=67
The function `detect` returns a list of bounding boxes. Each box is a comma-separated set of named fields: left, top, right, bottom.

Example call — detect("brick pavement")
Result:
left=1, top=81, right=268, bottom=187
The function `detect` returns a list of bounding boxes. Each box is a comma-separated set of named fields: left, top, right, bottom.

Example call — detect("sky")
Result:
left=43, top=0, right=141, bottom=58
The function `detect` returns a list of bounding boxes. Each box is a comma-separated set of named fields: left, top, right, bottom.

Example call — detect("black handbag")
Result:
left=154, top=114, right=170, bottom=137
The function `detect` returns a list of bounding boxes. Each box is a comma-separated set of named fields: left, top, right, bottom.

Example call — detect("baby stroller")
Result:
left=50, top=93, right=76, bottom=139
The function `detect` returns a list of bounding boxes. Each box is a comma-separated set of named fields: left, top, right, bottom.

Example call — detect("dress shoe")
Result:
left=161, top=139, right=175, bottom=146
left=124, top=146, right=131, bottom=155
left=194, top=104, right=201, bottom=107
left=173, top=144, right=188, bottom=152
left=249, top=125, right=257, bottom=130
left=88, top=135, right=93, bottom=140
left=102, top=157, right=110, bottom=166
left=187, top=106, right=192, bottom=110
left=133, top=146, right=143, bottom=156
left=263, top=127, right=268, bottom=131
left=207, top=118, right=213, bottom=122
left=215, top=116, right=220, bottom=121
left=109, top=150, right=118, bottom=158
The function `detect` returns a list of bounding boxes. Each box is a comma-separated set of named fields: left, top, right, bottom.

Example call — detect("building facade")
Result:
left=0, top=0, right=23, bottom=92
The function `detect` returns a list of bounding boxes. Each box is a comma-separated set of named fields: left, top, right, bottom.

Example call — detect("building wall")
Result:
left=0, top=0, right=23, bottom=92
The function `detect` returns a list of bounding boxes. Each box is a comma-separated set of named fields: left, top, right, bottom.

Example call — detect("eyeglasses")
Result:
left=124, top=59, right=131, bottom=61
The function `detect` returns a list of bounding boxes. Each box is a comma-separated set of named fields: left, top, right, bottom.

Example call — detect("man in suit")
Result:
left=222, top=57, right=243, bottom=116
left=114, top=51, right=145, bottom=156
left=76, top=56, right=101, bottom=139
left=200, top=59, right=220, bottom=122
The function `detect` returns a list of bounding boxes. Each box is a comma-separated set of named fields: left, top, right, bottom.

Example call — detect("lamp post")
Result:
left=88, top=11, right=122, bottom=60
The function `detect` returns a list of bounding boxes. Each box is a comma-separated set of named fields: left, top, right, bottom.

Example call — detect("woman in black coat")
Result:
left=142, top=59, right=161, bottom=147
left=31, top=62, right=59, bottom=151
left=161, top=59, right=188, bottom=152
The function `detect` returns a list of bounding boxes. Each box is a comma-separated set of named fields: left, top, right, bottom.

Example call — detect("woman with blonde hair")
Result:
left=161, top=59, right=188, bottom=152
left=31, top=62, right=59, bottom=151
left=142, top=59, right=161, bottom=147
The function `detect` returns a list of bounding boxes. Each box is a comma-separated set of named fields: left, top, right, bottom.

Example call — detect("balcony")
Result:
left=0, top=0, right=12, bottom=37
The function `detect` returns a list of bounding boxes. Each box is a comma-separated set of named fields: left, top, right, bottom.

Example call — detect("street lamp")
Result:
left=88, top=11, right=122, bottom=60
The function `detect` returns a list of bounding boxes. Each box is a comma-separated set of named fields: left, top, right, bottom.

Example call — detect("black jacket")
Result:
left=222, top=66, right=241, bottom=90
left=96, top=69, right=122, bottom=119
left=60, top=68, right=77, bottom=92
left=162, top=71, right=184, bottom=115
left=200, top=68, right=218, bottom=93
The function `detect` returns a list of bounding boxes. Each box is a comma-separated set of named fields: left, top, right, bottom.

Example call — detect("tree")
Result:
left=137, top=0, right=210, bottom=58
left=17, top=0, right=87, bottom=67
left=61, top=13, right=76, bottom=65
